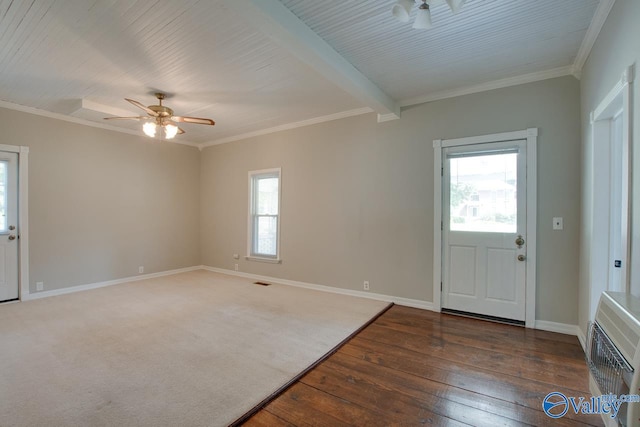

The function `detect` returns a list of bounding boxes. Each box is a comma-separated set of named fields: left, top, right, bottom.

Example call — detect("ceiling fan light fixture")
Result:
left=392, top=0, right=414, bottom=22
left=142, top=121, right=157, bottom=137
left=446, top=0, right=466, bottom=14
left=106, top=93, right=215, bottom=140
left=164, top=123, right=179, bottom=139
left=413, top=1, right=432, bottom=29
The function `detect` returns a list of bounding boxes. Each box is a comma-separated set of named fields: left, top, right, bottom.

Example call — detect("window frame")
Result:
left=246, top=168, right=282, bottom=263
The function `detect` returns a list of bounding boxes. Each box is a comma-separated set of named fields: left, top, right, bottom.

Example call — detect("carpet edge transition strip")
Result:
left=230, top=302, right=395, bottom=426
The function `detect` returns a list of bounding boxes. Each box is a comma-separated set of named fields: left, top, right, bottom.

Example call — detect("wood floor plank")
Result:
left=242, top=410, right=295, bottom=427
left=262, top=382, right=357, bottom=427
left=373, top=317, right=586, bottom=370
left=242, top=305, right=602, bottom=427
left=265, top=382, right=466, bottom=427
left=357, top=323, right=589, bottom=391
left=301, top=359, right=493, bottom=426
left=340, top=336, right=601, bottom=426
left=305, top=354, right=534, bottom=426
left=324, top=350, right=591, bottom=427
left=379, top=309, right=585, bottom=360
left=388, top=305, right=581, bottom=345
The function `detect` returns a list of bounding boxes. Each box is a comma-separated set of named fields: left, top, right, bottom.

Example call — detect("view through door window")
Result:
left=449, top=152, right=517, bottom=233
left=0, top=161, right=6, bottom=232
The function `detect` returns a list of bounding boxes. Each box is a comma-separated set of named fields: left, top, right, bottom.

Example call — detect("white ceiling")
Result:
left=0, top=0, right=604, bottom=146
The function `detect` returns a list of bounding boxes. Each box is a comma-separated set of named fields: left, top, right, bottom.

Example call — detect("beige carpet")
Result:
left=0, top=270, right=389, bottom=427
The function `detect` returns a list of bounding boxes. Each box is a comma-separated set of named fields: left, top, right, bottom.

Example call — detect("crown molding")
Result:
left=201, top=66, right=575, bottom=148
left=399, top=65, right=575, bottom=107
left=0, top=100, right=200, bottom=148
left=572, top=0, right=616, bottom=74
left=200, top=107, right=373, bottom=149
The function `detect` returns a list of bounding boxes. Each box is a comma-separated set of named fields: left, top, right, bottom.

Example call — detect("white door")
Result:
left=0, top=152, right=18, bottom=302
left=442, top=140, right=527, bottom=321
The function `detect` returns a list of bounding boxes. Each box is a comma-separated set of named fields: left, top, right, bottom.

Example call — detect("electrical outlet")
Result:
left=233, top=254, right=239, bottom=260
left=234, top=264, right=239, bottom=271
left=36, top=282, right=44, bottom=291
left=363, top=281, right=370, bottom=291
left=138, top=266, right=144, bottom=274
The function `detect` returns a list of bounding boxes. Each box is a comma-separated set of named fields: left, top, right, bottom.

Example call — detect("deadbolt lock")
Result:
left=8, top=225, right=15, bottom=230
left=515, top=235, right=525, bottom=248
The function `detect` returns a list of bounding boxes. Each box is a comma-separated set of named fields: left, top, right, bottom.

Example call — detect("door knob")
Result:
left=517, top=254, right=526, bottom=261
left=515, top=235, right=525, bottom=248
left=8, top=235, right=16, bottom=241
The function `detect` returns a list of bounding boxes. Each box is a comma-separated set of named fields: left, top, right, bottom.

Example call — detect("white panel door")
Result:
left=442, top=141, right=527, bottom=321
left=0, top=152, right=18, bottom=302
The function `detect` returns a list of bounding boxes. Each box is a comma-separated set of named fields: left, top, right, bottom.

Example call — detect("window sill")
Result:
left=245, top=256, right=282, bottom=264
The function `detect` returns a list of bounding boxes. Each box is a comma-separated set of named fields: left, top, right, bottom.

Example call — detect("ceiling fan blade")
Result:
left=171, top=116, right=215, bottom=126
left=177, top=127, right=186, bottom=134
left=103, top=116, right=146, bottom=121
left=125, top=98, right=158, bottom=116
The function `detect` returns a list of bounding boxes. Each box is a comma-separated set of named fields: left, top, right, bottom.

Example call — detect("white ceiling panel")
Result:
left=0, top=0, right=363, bottom=144
left=0, top=0, right=603, bottom=144
left=280, top=0, right=599, bottom=100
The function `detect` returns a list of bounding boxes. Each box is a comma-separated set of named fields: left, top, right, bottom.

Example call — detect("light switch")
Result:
left=553, top=217, right=563, bottom=230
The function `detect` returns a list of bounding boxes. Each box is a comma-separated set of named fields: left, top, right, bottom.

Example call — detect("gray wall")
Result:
left=201, top=76, right=582, bottom=324
left=578, top=0, right=640, bottom=334
left=0, top=108, right=201, bottom=293
left=0, top=75, right=584, bottom=325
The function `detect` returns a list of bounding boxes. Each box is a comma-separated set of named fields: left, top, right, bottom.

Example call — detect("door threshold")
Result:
left=442, top=308, right=525, bottom=327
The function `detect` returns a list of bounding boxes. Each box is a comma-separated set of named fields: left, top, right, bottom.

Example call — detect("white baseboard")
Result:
left=23, top=265, right=203, bottom=301
left=18, top=264, right=583, bottom=341
left=534, top=319, right=580, bottom=336
left=202, top=266, right=434, bottom=311
left=576, top=327, right=587, bottom=351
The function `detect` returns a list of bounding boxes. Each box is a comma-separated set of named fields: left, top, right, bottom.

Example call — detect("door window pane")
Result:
left=0, top=161, right=6, bottom=232
left=449, top=152, right=517, bottom=233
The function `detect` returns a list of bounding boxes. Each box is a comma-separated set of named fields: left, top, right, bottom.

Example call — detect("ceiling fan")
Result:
left=104, top=93, right=215, bottom=139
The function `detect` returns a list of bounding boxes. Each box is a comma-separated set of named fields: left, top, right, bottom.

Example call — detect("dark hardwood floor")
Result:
left=243, top=305, right=603, bottom=426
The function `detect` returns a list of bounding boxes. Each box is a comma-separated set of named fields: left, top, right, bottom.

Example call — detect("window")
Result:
left=448, top=151, right=518, bottom=233
left=248, top=169, right=281, bottom=262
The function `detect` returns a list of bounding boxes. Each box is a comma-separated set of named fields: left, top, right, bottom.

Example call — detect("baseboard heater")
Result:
left=587, top=292, right=640, bottom=426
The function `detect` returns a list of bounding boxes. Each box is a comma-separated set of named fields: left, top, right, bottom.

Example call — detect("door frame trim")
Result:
left=586, top=65, right=634, bottom=320
left=433, top=128, right=538, bottom=328
left=0, top=144, right=29, bottom=302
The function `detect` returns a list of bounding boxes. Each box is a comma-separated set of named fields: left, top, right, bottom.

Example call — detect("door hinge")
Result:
left=441, top=221, right=443, bottom=231
left=441, top=282, right=443, bottom=291
left=441, top=166, right=444, bottom=176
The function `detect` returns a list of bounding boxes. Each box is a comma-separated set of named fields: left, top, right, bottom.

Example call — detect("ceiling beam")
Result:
left=222, top=0, right=400, bottom=120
